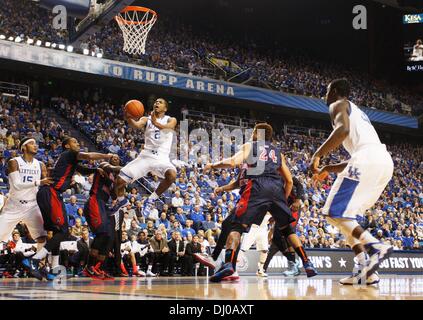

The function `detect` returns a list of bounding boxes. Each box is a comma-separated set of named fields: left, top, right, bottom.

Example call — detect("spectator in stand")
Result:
left=146, top=220, right=156, bottom=239
left=202, top=213, right=220, bottom=240
left=128, top=220, right=142, bottom=239
left=171, top=191, right=184, bottom=208
left=188, top=205, right=205, bottom=231
left=71, top=218, right=84, bottom=239
left=402, top=229, right=415, bottom=250
left=155, top=212, right=170, bottom=229
left=168, top=231, right=185, bottom=276
left=181, top=220, right=196, bottom=240
left=65, top=196, right=79, bottom=224
left=148, top=230, right=170, bottom=276
left=182, top=234, right=202, bottom=276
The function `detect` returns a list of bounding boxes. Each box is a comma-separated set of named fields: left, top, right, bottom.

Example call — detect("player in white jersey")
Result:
left=240, top=212, right=272, bottom=277
left=311, top=79, right=394, bottom=285
left=113, top=98, right=177, bottom=215
left=0, top=137, right=53, bottom=251
left=411, top=39, right=423, bottom=61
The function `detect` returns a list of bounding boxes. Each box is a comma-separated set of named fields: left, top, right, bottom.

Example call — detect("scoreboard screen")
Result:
left=403, top=13, right=423, bottom=72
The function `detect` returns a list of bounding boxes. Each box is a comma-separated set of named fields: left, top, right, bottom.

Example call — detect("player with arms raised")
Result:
left=311, top=78, right=394, bottom=285
left=113, top=98, right=177, bottom=215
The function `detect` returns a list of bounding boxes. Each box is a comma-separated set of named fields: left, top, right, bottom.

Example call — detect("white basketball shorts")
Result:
left=0, top=199, right=47, bottom=241
left=119, top=149, right=176, bottom=183
left=241, top=224, right=269, bottom=251
left=322, top=144, right=394, bottom=220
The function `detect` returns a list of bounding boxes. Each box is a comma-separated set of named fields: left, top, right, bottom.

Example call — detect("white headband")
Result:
left=20, top=138, right=36, bottom=150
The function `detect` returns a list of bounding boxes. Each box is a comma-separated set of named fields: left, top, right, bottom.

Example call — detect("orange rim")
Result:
left=115, top=6, right=157, bottom=25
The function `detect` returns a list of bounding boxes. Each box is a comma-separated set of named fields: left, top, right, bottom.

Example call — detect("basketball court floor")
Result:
left=0, top=275, right=422, bottom=300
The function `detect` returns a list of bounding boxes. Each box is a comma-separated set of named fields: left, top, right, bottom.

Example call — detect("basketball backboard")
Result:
left=68, top=0, right=136, bottom=46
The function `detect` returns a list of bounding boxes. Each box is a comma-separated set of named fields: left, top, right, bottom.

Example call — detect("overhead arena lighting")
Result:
left=52, top=43, right=57, bottom=48
left=14, top=36, right=22, bottom=43
left=0, top=35, right=7, bottom=40
left=67, top=45, right=74, bottom=52
left=59, top=44, right=66, bottom=50
left=91, top=51, right=95, bottom=57
left=45, top=42, right=51, bottom=47
left=8, top=36, right=14, bottom=41
left=26, top=38, right=34, bottom=45
left=83, top=48, right=89, bottom=55
left=36, top=40, right=42, bottom=46
left=96, top=52, right=103, bottom=58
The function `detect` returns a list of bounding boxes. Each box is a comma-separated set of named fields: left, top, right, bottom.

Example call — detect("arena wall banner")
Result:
left=239, top=249, right=423, bottom=274
left=0, top=40, right=418, bottom=129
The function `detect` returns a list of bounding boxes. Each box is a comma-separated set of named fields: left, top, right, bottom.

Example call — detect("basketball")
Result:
left=124, top=100, right=144, bottom=119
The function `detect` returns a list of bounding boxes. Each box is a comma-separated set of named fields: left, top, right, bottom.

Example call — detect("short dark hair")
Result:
left=254, top=123, right=273, bottom=141
left=62, top=136, right=73, bottom=149
left=330, top=78, right=350, bottom=97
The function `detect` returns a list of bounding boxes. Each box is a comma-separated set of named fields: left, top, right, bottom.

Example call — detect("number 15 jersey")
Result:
left=8, top=156, right=41, bottom=201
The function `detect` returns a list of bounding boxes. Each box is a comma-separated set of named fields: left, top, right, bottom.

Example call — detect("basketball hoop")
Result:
left=115, top=6, right=157, bottom=55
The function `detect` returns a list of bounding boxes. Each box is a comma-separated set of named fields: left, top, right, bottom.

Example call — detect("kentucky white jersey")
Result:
left=336, top=101, right=382, bottom=156
left=8, top=157, right=41, bottom=201
left=144, top=115, right=173, bottom=156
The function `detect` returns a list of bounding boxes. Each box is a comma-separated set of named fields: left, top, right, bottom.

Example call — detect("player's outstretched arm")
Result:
left=321, top=161, right=349, bottom=174
left=214, top=179, right=241, bottom=194
left=310, top=100, right=350, bottom=173
left=127, top=116, right=148, bottom=130
left=278, top=154, right=293, bottom=199
left=77, top=152, right=113, bottom=162
left=99, top=162, right=122, bottom=174
left=8, top=159, right=52, bottom=189
left=204, top=143, right=252, bottom=173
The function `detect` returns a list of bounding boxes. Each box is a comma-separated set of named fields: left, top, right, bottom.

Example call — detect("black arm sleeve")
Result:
left=76, top=164, right=97, bottom=176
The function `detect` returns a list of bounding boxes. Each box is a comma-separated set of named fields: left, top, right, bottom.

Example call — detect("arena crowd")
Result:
left=0, top=94, right=421, bottom=278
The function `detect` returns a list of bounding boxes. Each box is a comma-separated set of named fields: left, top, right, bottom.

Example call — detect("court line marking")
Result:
left=0, top=283, right=204, bottom=300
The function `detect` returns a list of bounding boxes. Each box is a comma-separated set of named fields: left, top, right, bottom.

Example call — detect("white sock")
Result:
left=33, top=247, right=49, bottom=260
left=149, top=192, right=159, bottom=201
left=358, top=231, right=379, bottom=246
left=259, top=252, right=267, bottom=265
left=147, top=264, right=152, bottom=272
left=356, top=252, right=368, bottom=266
left=52, top=255, right=60, bottom=269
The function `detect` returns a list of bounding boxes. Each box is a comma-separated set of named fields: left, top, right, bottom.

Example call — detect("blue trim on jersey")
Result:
left=120, top=171, right=133, bottom=180
left=329, top=178, right=359, bottom=218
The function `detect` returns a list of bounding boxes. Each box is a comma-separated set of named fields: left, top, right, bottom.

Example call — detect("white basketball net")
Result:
left=115, top=7, right=157, bottom=55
